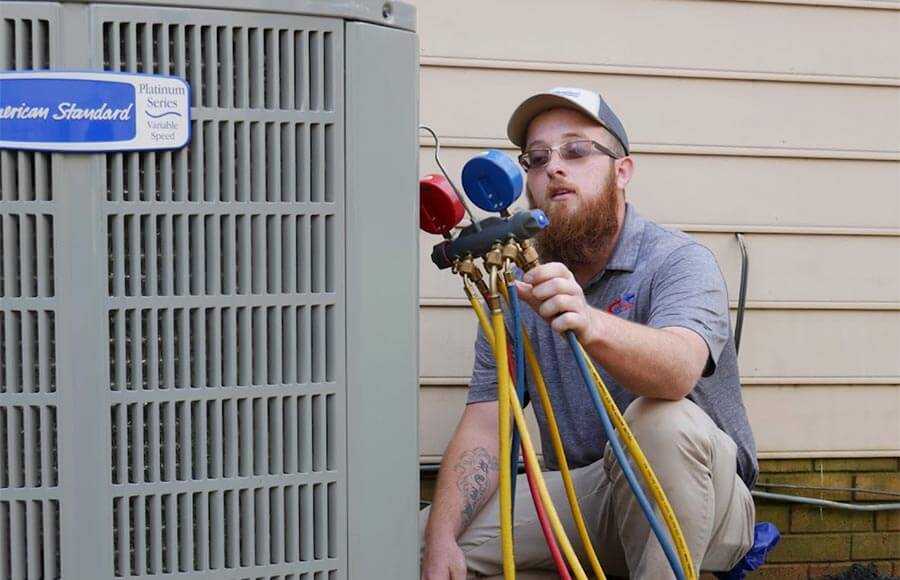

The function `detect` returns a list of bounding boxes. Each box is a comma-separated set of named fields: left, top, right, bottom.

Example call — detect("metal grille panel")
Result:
left=100, top=22, right=335, bottom=112
left=107, top=304, right=334, bottom=391
left=0, top=215, right=55, bottom=299
left=0, top=4, right=61, bottom=580
left=0, top=2, right=416, bottom=577
left=0, top=499, right=61, bottom=580
left=104, top=120, right=335, bottom=204
left=0, top=14, right=53, bottom=204
left=110, top=481, right=336, bottom=577
left=0, top=152, right=53, bottom=203
left=106, top=213, right=334, bottom=297
left=96, top=6, right=345, bottom=579
left=108, top=392, right=335, bottom=484
left=1, top=310, right=57, bottom=394
left=0, top=405, right=58, bottom=488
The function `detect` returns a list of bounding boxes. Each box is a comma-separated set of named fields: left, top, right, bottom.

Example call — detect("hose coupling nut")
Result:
left=455, top=257, right=480, bottom=280
left=501, top=240, right=520, bottom=262
left=516, top=240, right=541, bottom=271
left=483, top=244, right=504, bottom=269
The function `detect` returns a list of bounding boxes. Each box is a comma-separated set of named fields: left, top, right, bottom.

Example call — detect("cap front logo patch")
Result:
left=552, top=88, right=585, bottom=98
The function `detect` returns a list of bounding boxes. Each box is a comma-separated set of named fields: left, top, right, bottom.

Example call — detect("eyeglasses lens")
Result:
left=520, top=140, right=598, bottom=170
left=526, top=150, right=550, bottom=169
left=560, top=141, right=592, bottom=160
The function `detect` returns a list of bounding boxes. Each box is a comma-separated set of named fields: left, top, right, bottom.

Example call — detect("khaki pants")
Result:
left=420, top=397, right=755, bottom=579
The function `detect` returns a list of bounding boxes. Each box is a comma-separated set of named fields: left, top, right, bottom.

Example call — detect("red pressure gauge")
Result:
left=420, top=174, right=465, bottom=236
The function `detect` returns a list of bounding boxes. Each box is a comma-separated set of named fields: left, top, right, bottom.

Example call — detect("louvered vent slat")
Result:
left=95, top=8, right=344, bottom=578
left=0, top=17, right=60, bottom=580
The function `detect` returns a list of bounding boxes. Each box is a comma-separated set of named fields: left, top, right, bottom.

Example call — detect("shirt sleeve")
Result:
left=647, top=243, right=731, bottom=377
left=466, top=320, right=500, bottom=404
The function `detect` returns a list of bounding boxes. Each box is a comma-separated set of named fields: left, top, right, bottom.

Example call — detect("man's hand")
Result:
left=516, top=262, right=708, bottom=400
left=421, top=404, right=499, bottom=579
left=421, top=537, right=467, bottom=580
left=515, top=262, right=601, bottom=344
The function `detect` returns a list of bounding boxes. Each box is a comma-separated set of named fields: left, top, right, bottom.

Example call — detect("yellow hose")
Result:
left=469, top=294, right=494, bottom=344
left=492, top=298, right=516, bottom=579
left=577, top=343, right=697, bottom=580
left=522, top=332, right=606, bottom=580
left=505, top=358, right=589, bottom=580
left=496, top=284, right=605, bottom=580
left=473, top=287, right=588, bottom=579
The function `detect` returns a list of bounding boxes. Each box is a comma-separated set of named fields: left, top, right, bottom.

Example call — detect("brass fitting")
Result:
left=455, top=256, right=479, bottom=279
left=455, top=256, right=489, bottom=297
left=488, top=266, right=501, bottom=311
left=461, top=275, right=477, bottom=300
left=502, top=258, right=517, bottom=286
left=501, top=239, right=519, bottom=263
left=483, top=243, right=504, bottom=270
left=516, top=239, right=541, bottom=272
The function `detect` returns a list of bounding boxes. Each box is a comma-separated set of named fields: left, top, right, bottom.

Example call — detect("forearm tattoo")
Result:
left=455, top=447, right=500, bottom=528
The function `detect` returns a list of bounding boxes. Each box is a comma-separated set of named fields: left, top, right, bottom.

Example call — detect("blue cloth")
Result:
left=714, top=523, right=781, bottom=580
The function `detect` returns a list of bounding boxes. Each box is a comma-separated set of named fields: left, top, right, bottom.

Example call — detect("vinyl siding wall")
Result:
left=413, top=0, right=900, bottom=463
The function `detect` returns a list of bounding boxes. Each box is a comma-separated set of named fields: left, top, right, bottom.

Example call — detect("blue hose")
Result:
left=565, top=330, right=687, bottom=580
left=508, top=285, right=527, bottom=510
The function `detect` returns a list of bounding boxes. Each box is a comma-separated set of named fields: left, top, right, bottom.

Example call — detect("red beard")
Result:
left=528, top=179, right=620, bottom=268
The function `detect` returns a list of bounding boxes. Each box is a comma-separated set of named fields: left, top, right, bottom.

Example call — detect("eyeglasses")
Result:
left=517, top=139, right=621, bottom=171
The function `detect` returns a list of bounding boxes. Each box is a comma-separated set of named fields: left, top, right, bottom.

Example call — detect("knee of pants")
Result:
left=621, top=396, right=715, bottom=460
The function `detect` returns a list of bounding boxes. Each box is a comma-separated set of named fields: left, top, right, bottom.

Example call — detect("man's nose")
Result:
left=544, top=150, right=567, bottom=176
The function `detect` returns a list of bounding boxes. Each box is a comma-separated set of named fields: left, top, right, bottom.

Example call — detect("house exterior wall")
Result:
left=414, top=0, right=900, bottom=463
left=415, top=1, right=900, bottom=574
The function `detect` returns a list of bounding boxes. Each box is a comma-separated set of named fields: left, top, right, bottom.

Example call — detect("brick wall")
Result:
left=419, top=457, right=900, bottom=578
left=749, top=458, right=900, bottom=579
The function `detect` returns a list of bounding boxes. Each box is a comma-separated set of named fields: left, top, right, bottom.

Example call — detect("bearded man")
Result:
left=420, top=88, right=758, bottom=580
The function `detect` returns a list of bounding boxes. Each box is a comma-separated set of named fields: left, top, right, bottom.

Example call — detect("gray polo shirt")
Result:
left=467, top=204, right=758, bottom=487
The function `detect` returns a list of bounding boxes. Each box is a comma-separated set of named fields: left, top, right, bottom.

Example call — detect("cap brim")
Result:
left=506, top=93, right=602, bottom=148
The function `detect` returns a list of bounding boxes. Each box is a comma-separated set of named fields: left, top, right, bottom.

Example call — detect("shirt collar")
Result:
left=606, top=203, right=645, bottom=272
left=584, top=203, right=646, bottom=288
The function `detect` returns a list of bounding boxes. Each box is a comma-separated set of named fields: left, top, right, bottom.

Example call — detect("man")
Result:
left=421, top=87, right=758, bottom=579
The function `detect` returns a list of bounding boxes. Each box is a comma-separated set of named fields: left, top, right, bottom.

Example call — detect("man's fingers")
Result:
left=451, top=564, right=466, bottom=580
left=551, top=311, right=583, bottom=335
left=421, top=561, right=457, bottom=580
left=538, top=294, right=580, bottom=320
left=531, top=277, right=580, bottom=301
left=450, top=549, right=467, bottom=580
left=420, top=545, right=466, bottom=580
left=513, top=280, right=538, bottom=310
left=522, top=262, right=573, bottom=285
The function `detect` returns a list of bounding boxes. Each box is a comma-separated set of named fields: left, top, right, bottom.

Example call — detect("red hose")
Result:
left=522, top=435, right=572, bottom=579
left=481, top=291, right=570, bottom=578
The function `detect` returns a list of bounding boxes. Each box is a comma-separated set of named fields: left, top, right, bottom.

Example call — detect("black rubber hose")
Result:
left=734, top=233, right=749, bottom=355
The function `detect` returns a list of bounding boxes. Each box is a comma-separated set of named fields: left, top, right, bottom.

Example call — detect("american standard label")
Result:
left=0, top=71, right=191, bottom=152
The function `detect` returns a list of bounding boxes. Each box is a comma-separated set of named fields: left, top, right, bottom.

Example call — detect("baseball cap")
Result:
left=506, top=87, right=630, bottom=155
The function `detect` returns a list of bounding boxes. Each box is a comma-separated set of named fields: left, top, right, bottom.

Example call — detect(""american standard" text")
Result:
left=0, top=102, right=134, bottom=121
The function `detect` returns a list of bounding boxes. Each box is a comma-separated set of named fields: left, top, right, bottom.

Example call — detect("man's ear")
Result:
left=615, top=156, right=635, bottom=190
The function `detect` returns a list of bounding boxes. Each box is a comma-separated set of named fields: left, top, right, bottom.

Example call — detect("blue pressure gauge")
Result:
left=461, top=149, right=523, bottom=213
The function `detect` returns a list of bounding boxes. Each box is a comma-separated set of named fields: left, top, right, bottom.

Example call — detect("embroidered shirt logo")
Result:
left=607, top=292, right=636, bottom=315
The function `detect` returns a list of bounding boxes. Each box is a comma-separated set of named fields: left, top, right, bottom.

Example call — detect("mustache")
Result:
left=547, top=179, right=578, bottom=193
left=532, top=181, right=620, bottom=267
